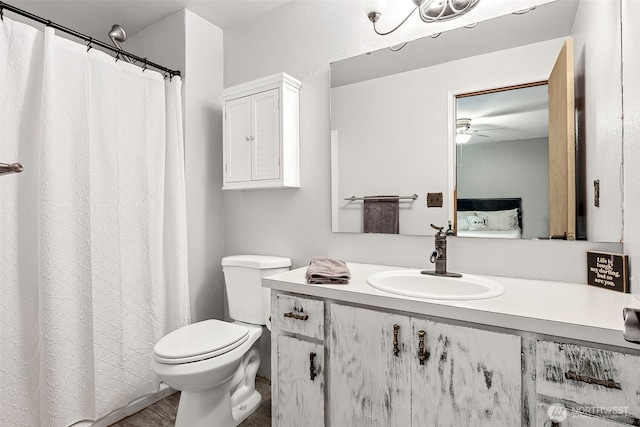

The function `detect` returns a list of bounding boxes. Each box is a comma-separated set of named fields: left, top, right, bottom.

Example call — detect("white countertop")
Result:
left=264, top=262, right=640, bottom=350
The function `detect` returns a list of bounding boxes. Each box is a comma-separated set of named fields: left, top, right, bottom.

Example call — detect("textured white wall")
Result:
left=623, top=0, right=640, bottom=300
left=129, top=10, right=226, bottom=322
left=223, top=0, right=621, bottom=285
left=183, top=11, right=225, bottom=322
left=572, top=0, right=623, bottom=243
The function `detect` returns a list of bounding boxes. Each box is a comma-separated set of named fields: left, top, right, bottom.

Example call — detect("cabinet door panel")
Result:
left=252, top=89, right=280, bottom=181
left=330, top=304, right=411, bottom=427
left=537, top=402, right=626, bottom=426
left=225, top=97, right=252, bottom=183
left=411, top=318, right=521, bottom=426
left=537, top=340, right=640, bottom=419
left=275, top=335, right=324, bottom=427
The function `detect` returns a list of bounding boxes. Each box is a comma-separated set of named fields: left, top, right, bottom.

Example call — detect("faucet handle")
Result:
left=445, top=221, right=456, bottom=236
left=430, top=224, right=446, bottom=237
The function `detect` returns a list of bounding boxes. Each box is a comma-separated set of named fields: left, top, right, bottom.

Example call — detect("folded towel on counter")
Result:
left=306, top=256, right=351, bottom=284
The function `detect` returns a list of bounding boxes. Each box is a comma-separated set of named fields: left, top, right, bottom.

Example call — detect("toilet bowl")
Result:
left=151, top=255, right=291, bottom=427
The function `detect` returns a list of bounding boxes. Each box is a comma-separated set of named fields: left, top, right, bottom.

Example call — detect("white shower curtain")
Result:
left=0, top=18, right=190, bottom=426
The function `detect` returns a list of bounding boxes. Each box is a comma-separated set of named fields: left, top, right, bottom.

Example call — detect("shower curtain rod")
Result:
left=0, top=1, right=181, bottom=78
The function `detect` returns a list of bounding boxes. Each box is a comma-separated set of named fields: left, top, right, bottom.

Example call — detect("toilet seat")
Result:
left=154, top=320, right=249, bottom=365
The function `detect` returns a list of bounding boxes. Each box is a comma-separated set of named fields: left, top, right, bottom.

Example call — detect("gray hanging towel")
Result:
left=363, top=196, right=399, bottom=234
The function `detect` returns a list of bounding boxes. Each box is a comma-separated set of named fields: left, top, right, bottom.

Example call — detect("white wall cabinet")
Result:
left=220, top=73, right=301, bottom=190
left=329, top=304, right=522, bottom=426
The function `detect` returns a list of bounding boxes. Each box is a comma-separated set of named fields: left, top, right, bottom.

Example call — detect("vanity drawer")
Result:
left=536, top=402, right=626, bottom=426
left=536, top=340, right=640, bottom=419
left=272, top=293, right=324, bottom=340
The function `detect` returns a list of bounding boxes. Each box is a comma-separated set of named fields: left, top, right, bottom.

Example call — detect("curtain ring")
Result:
left=86, top=37, right=93, bottom=52
left=115, top=51, right=121, bottom=63
left=142, top=58, right=148, bottom=72
left=0, top=7, right=4, bottom=22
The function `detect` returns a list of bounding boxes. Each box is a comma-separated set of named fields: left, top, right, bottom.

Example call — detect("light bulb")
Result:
left=456, top=133, right=472, bottom=144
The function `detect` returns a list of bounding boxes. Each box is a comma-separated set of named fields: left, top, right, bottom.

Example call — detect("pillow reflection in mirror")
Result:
left=477, top=209, right=519, bottom=231
left=456, top=210, right=476, bottom=231
left=467, top=215, right=488, bottom=231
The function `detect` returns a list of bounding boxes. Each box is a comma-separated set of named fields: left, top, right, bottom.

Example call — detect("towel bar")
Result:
left=0, top=162, right=24, bottom=176
left=345, top=194, right=418, bottom=202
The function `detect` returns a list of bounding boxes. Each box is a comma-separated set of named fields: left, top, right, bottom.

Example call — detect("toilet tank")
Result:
left=222, top=255, right=291, bottom=325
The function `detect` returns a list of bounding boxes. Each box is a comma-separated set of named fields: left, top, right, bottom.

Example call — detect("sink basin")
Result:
left=366, top=270, right=504, bottom=300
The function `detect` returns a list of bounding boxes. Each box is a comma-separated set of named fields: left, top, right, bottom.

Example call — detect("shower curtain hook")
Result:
left=0, top=6, right=4, bottom=22
left=115, top=51, right=121, bottom=63
left=142, top=58, right=148, bottom=72
left=86, top=37, right=93, bottom=52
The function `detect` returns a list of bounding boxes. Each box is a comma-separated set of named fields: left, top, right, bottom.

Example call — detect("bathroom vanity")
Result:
left=265, top=263, right=640, bottom=426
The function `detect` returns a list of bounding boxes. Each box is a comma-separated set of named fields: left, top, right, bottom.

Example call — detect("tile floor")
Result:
left=109, top=376, right=271, bottom=427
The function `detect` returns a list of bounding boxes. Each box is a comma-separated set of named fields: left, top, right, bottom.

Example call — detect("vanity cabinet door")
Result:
left=536, top=402, right=626, bottom=426
left=410, top=318, right=522, bottom=426
left=329, top=304, right=412, bottom=427
left=536, top=340, right=640, bottom=421
left=274, top=335, right=324, bottom=427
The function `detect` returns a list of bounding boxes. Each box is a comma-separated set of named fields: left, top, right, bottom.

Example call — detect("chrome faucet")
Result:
left=422, top=224, right=462, bottom=278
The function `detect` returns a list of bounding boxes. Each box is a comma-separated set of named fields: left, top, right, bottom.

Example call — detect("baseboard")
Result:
left=70, top=383, right=176, bottom=427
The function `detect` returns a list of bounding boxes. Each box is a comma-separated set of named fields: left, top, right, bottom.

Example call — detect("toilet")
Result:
left=151, top=255, right=291, bottom=427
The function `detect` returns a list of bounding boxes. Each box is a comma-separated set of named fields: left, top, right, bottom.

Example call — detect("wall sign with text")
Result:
left=587, top=251, right=629, bottom=293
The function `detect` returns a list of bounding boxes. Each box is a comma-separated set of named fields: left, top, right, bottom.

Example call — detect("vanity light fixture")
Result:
left=367, top=0, right=480, bottom=36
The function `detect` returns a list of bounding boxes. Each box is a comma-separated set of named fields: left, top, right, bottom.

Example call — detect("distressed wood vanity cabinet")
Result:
left=266, top=264, right=640, bottom=426
left=220, top=73, right=301, bottom=190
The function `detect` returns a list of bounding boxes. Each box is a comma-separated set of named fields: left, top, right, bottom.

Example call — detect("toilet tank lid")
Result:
left=222, top=255, right=291, bottom=269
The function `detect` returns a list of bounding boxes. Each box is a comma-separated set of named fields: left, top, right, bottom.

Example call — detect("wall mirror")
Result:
left=330, top=0, right=622, bottom=242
